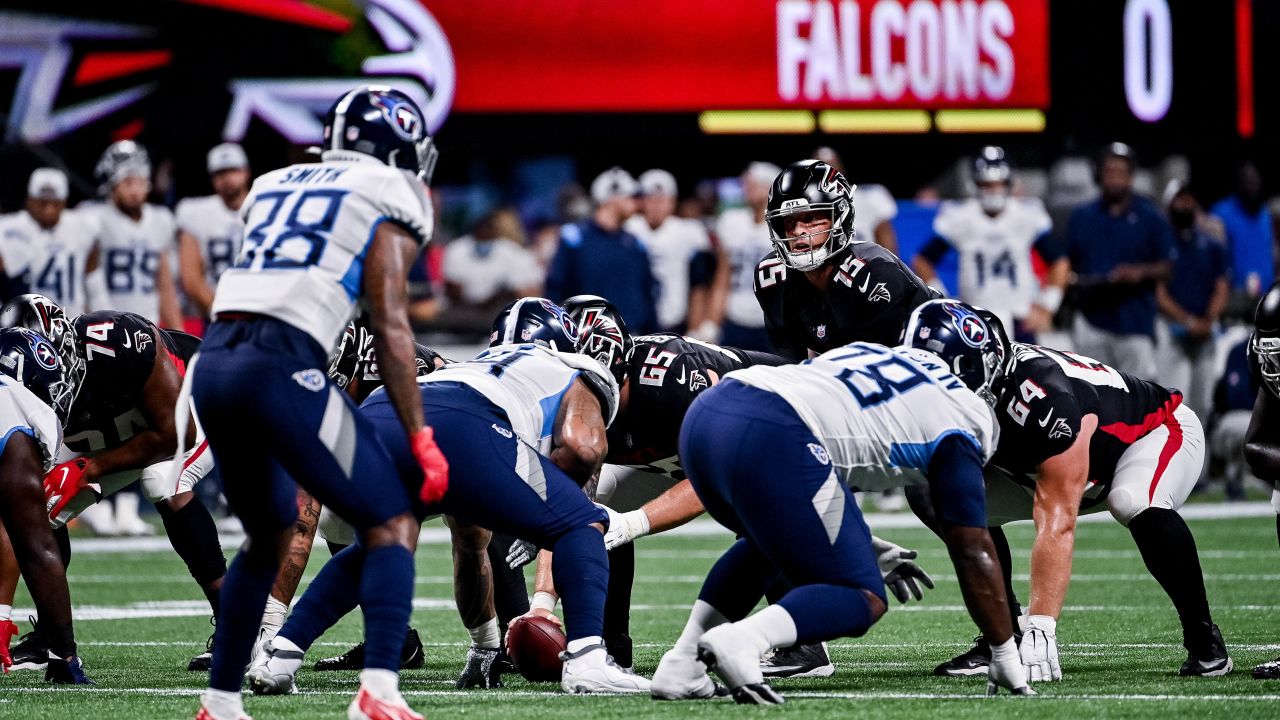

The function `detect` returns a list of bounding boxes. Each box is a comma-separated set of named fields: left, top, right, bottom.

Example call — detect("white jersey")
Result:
left=0, top=209, right=99, bottom=314
left=932, top=197, right=1053, bottom=330
left=715, top=207, right=772, bottom=327
left=726, top=342, right=996, bottom=491
left=420, top=343, right=617, bottom=455
left=88, top=201, right=176, bottom=322
left=213, top=152, right=432, bottom=351
left=0, top=374, right=62, bottom=471
left=853, top=183, right=898, bottom=241
left=175, top=194, right=244, bottom=290
left=625, top=215, right=712, bottom=329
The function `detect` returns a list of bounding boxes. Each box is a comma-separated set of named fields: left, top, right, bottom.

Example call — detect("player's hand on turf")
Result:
left=0, top=618, right=18, bottom=673
left=506, top=538, right=538, bottom=570
left=43, top=458, right=96, bottom=521
left=986, top=635, right=1035, bottom=696
left=596, top=503, right=650, bottom=550
left=456, top=644, right=505, bottom=689
left=872, top=537, right=935, bottom=603
left=412, top=427, right=449, bottom=504
left=1020, top=615, right=1062, bottom=681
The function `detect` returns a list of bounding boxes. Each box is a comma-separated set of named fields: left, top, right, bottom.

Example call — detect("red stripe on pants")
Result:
left=1148, top=411, right=1184, bottom=503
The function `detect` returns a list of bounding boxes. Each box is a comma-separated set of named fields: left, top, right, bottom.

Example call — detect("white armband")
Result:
left=1035, top=285, right=1064, bottom=314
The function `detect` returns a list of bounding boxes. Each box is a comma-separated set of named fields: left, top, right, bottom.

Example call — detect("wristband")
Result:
left=1035, top=286, right=1064, bottom=314
left=530, top=591, right=558, bottom=613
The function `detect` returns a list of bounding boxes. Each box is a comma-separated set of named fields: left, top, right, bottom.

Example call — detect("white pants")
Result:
left=1272, top=487, right=1280, bottom=515
left=594, top=464, right=682, bottom=512
left=1072, top=315, right=1158, bottom=380
left=986, top=404, right=1204, bottom=527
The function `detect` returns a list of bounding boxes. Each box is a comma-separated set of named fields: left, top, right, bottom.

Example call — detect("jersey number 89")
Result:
left=237, top=189, right=349, bottom=271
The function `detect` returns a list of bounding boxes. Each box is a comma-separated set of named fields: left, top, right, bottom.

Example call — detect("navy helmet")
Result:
left=904, top=299, right=1007, bottom=407
left=0, top=294, right=85, bottom=406
left=563, top=295, right=632, bottom=384
left=1250, top=281, right=1280, bottom=399
left=0, top=327, right=79, bottom=421
left=490, top=298, right=578, bottom=352
left=323, top=85, right=439, bottom=184
left=764, top=159, right=857, bottom=272
left=972, top=146, right=1011, bottom=186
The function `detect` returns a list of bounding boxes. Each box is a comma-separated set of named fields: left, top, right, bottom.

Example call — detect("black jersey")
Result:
left=607, top=333, right=786, bottom=475
left=64, top=311, right=199, bottom=454
left=754, top=243, right=936, bottom=361
left=990, top=343, right=1182, bottom=502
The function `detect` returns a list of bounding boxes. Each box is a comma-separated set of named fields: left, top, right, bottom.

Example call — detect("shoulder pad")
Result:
left=552, top=350, right=619, bottom=426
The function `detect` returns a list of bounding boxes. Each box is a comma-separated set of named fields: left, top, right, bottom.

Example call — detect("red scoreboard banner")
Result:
left=431, top=0, right=1049, bottom=112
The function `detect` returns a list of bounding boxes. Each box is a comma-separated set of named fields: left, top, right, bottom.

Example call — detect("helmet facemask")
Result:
left=765, top=198, right=855, bottom=272
left=1251, top=332, right=1280, bottom=400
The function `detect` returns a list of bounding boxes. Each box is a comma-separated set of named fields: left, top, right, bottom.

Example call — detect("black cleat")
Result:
left=188, top=616, right=215, bottom=671
left=9, top=617, right=50, bottom=671
left=45, top=655, right=94, bottom=685
left=731, top=682, right=785, bottom=705
left=935, top=635, right=992, bottom=677
left=1179, top=623, right=1233, bottom=677
left=1253, top=657, right=1280, bottom=679
left=760, top=642, right=833, bottom=678
left=314, top=627, right=425, bottom=671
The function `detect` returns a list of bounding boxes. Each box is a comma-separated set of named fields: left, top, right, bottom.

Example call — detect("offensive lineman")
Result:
left=651, top=301, right=1032, bottom=703
left=912, top=147, right=1067, bottom=340
left=176, top=143, right=250, bottom=321
left=1243, top=281, right=1280, bottom=679
left=0, top=168, right=104, bottom=313
left=189, top=86, right=447, bottom=720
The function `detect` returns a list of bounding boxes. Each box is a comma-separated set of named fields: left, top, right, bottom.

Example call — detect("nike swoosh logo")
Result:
left=1038, top=410, right=1054, bottom=427
left=121, top=332, right=131, bottom=349
left=675, top=367, right=687, bottom=384
left=858, top=275, right=870, bottom=293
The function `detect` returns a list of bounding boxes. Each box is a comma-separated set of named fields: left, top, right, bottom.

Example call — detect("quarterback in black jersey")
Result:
left=0, top=295, right=228, bottom=672
left=909, top=304, right=1231, bottom=681
left=1244, top=281, right=1280, bottom=679
left=753, top=160, right=936, bottom=361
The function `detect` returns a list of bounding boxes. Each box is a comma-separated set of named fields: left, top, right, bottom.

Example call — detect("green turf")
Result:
left=4, top=515, right=1280, bottom=718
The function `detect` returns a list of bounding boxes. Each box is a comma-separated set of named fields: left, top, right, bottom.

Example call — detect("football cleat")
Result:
left=45, top=655, right=94, bottom=684
left=934, top=635, right=992, bottom=676
left=188, top=617, right=216, bottom=671
left=560, top=643, right=651, bottom=694
left=697, top=626, right=781, bottom=704
left=760, top=642, right=834, bottom=678
left=651, top=647, right=727, bottom=700
left=1179, top=623, right=1233, bottom=677
left=195, top=707, right=252, bottom=720
left=456, top=645, right=505, bottom=689
left=247, top=639, right=304, bottom=695
left=1253, top=657, right=1280, bottom=679
left=730, top=682, right=785, bottom=705
left=9, top=617, right=50, bottom=671
left=314, top=628, right=425, bottom=671
left=347, top=686, right=423, bottom=720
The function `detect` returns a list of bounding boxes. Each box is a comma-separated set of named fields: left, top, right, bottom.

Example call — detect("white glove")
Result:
left=986, top=637, right=1035, bottom=696
left=505, top=538, right=538, bottom=570
left=598, top=504, right=650, bottom=550
left=871, top=536, right=935, bottom=603
left=1020, top=615, right=1062, bottom=682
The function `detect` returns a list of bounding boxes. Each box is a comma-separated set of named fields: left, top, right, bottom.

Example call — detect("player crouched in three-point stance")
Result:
left=1244, top=281, right=1280, bottom=679
left=651, top=300, right=1033, bottom=703
left=253, top=299, right=648, bottom=695
left=922, top=306, right=1230, bottom=680
left=0, top=294, right=226, bottom=672
left=190, top=86, right=448, bottom=720
left=0, top=328, right=91, bottom=683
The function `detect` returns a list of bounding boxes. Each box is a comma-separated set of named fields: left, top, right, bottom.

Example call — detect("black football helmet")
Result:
left=490, top=298, right=578, bottom=352
left=764, top=160, right=857, bottom=271
left=94, top=140, right=151, bottom=195
left=0, top=327, right=78, bottom=422
left=323, top=85, right=438, bottom=184
left=0, top=294, right=85, bottom=408
left=904, top=299, right=1007, bottom=408
left=328, top=315, right=442, bottom=402
left=563, top=295, right=633, bottom=384
left=1250, top=281, right=1280, bottom=399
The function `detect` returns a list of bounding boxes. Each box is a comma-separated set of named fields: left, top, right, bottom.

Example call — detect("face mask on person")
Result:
left=1170, top=208, right=1195, bottom=230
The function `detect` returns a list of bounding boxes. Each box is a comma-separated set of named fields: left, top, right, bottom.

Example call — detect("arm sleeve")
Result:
left=918, top=236, right=953, bottom=265
left=926, top=433, right=989, bottom=528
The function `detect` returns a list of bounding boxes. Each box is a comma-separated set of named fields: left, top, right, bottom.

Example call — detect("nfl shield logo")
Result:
left=816, top=324, right=827, bottom=339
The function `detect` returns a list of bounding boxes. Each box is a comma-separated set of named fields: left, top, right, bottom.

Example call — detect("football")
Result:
left=506, top=614, right=567, bottom=682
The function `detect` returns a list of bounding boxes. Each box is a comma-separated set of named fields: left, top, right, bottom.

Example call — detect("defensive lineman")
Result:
left=190, top=86, right=447, bottom=720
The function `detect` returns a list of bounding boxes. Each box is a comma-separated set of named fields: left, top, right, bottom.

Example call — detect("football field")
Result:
left=5, top=508, right=1280, bottom=719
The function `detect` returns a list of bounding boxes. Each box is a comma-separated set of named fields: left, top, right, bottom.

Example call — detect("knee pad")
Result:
left=1106, top=487, right=1147, bottom=527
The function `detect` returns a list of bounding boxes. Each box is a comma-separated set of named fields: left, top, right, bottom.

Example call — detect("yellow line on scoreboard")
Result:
left=817, top=110, right=932, bottom=133
left=698, top=110, right=816, bottom=134
left=934, top=109, right=1046, bottom=133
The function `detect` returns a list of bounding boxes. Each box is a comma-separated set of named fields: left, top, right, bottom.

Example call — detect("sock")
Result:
left=550, top=526, right=609, bottom=642
left=697, top=539, right=779, bottom=622
left=487, top=532, right=531, bottom=624
left=1128, top=508, right=1212, bottom=630
left=673, top=599, right=729, bottom=654
left=359, top=667, right=401, bottom=701
left=54, top=525, right=71, bottom=568
left=989, top=525, right=1023, bottom=630
left=209, top=549, right=279, bottom=693
left=567, top=635, right=603, bottom=654
left=280, top=544, right=365, bottom=652
left=603, top=542, right=634, bottom=667
left=158, top=500, right=227, bottom=613
left=468, top=617, right=500, bottom=649
left=261, top=596, right=289, bottom=633
left=0, top=604, right=11, bottom=622
left=776, top=584, right=874, bottom=644
left=734, top=604, right=798, bottom=654
left=202, top=688, right=244, bottom=720
left=359, top=545, right=415, bottom=671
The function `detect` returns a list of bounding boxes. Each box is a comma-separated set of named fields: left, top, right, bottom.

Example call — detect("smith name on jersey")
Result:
left=212, top=152, right=433, bottom=351
left=725, top=341, right=997, bottom=491
left=990, top=343, right=1182, bottom=504
left=65, top=311, right=198, bottom=454
left=755, top=243, right=936, bottom=361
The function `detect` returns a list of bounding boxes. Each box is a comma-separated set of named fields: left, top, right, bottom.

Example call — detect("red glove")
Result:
left=44, top=458, right=95, bottom=522
left=412, top=427, right=449, bottom=504
left=0, top=618, right=18, bottom=673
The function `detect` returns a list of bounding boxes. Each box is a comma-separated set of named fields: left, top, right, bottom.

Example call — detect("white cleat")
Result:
left=560, top=643, right=651, bottom=694
left=347, top=687, right=423, bottom=720
left=249, top=626, right=279, bottom=670
left=651, top=647, right=726, bottom=700
left=246, top=639, right=303, bottom=695
left=696, top=624, right=784, bottom=705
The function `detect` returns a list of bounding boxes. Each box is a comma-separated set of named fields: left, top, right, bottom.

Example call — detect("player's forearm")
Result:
left=157, top=258, right=183, bottom=329
left=1206, top=277, right=1230, bottom=323
left=533, top=549, right=556, bottom=598
left=943, top=525, right=1015, bottom=645
left=1156, top=285, right=1192, bottom=323
left=639, top=479, right=705, bottom=534
left=686, top=286, right=711, bottom=331
left=1027, top=507, right=1078, bottom=619
left=372, top=324, right=425, bottom=436
left=85, top=430, right=174, bottom=478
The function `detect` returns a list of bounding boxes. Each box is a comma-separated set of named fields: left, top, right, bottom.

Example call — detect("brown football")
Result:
left=506, top=614, right=567, bottom=682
